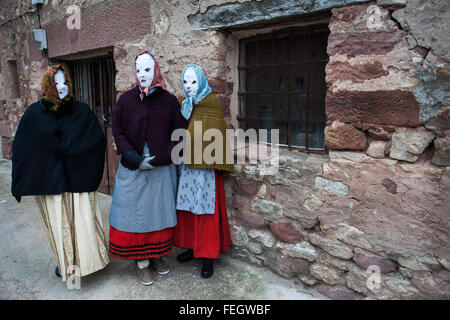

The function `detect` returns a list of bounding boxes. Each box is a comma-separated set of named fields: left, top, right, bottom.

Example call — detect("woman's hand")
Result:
left=139, top=156, right=155, bottom=170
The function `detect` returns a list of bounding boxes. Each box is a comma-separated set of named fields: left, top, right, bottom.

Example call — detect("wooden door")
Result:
left=66, top=55, right=119, bottom=194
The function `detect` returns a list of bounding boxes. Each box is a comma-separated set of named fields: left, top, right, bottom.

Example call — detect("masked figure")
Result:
left=174, top=65, right=234, bottom=278
left=11, top=64, right=109, bottom=282
left=109, top=52, right=187, bottom=286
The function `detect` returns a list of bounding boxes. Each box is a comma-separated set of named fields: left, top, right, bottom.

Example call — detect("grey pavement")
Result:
left=0, top=159, right=325, bottom=300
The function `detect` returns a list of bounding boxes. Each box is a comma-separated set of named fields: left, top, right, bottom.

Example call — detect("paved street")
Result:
left=0, top=159, right=325, bottom=300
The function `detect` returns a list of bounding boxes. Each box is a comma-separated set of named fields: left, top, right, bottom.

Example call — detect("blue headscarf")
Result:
left=181, top=64, right=212, bottom=120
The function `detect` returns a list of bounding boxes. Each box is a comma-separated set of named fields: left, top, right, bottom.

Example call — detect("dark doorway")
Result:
left=66, top=55, right=119, bottom=195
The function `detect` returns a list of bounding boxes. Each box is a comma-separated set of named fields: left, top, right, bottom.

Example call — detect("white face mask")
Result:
left=135, top=53, right=155, bottom=88
left=54, top=70, right=68, bottom=100
left=183, top=68, right=199, bottom=97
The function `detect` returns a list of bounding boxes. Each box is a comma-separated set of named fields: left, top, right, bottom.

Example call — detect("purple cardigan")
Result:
left=112, top=86, right=188, bottom=170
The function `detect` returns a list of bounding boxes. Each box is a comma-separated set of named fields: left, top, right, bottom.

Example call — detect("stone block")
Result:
left=262, top=249, right=310, bottom=279
left=352, top=252, right=397, bottom=274
left=270, top=221, right=303, bottom=243
left=314, top=176, right=349, bottom=196
left=431, top=135, right=450, bottom=166
left=325, top=121, right=367, bottom=151
left=248, top=229, right=277, bottom=248
left=367, top=140, right=387, bottom=158
left=326, top=90, right=420, bottom=127
left=309, top=232, right=353, bottom=260
left=275, top=241, right=317, bottom=262
left=310, top=263, right=344, bottom=285
left=389, top=127, right=435, bottom=162
left=250, top=199, right=283, bottom=222
left=316, top=284, right=363, bottom=300
left=235, top=210, right=266, bottom=229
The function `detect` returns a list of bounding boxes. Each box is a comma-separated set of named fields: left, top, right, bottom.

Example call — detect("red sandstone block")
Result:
left=326, top=90, right=420, bottom=127
left=330, top=5, right=368, bottom=24
left=232, top=194, right=249, bottom=209
left=235, top=210, right=265, bottom=228
left=325, top=121, right=367, bottom=151
left=327, top=30, right=407, bottom=56
left=353, top=252, right=397, bottom=274
left=270, top=221, right=303, bottom=243
left=232, top=178, right=259, bottom=197
left=326, top=60, right=388, bottom=85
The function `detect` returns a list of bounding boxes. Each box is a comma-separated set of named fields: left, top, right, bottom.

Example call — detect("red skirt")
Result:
left=109, top=226, right=173, bottom=260
left=173, top=170, right=232, bottom=259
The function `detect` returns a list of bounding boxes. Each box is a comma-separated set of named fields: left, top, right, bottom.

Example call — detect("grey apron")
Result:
left=110, top=157, right=178, bottom=233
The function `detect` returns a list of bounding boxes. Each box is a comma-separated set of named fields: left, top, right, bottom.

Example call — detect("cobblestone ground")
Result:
left=0, top=159, right=325, bottom=300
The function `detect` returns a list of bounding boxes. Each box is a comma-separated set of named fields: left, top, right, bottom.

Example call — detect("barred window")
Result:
left=238, top=25, right=329, bottom=150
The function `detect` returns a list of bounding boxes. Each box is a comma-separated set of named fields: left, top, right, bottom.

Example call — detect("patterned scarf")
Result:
left=41, top=64, right=73, bottom=111
left=134, top=51, right=167, bottom=101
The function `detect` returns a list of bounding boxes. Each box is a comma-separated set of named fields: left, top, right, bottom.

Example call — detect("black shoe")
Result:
left=55, top=267, right=61, bottom=278
left=201, top=258, right=214, bottom=279
left=177, top=249, right=194, bottom=263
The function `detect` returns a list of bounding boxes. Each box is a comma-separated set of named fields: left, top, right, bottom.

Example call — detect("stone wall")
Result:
left=0, top=0, right=449, bottom=299
left=226, top=0, right=450, bottom=299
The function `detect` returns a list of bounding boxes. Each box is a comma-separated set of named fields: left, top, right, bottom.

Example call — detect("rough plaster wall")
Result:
left=113, top=0, right=237, bottom=126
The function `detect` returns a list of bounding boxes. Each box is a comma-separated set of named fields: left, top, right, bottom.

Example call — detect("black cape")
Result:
left=11, top=98, right=105, bottom=202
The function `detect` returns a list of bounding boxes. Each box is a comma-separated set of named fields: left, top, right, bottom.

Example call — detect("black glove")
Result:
left=122, top=149, right=145, bottom=168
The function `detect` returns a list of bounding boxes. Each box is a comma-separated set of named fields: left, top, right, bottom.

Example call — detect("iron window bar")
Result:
left=238, top=24, right=329, bottom=152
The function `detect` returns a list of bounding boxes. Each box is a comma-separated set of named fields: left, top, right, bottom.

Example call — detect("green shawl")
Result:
left=183, top=92, right=234, bottom=174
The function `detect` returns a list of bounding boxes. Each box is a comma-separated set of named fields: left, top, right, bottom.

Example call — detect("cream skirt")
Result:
left=35, top=192, right=110, bottom=282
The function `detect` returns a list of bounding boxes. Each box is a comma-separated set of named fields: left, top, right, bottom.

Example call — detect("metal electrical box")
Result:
left=31, top=29, right=47, bottom=50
